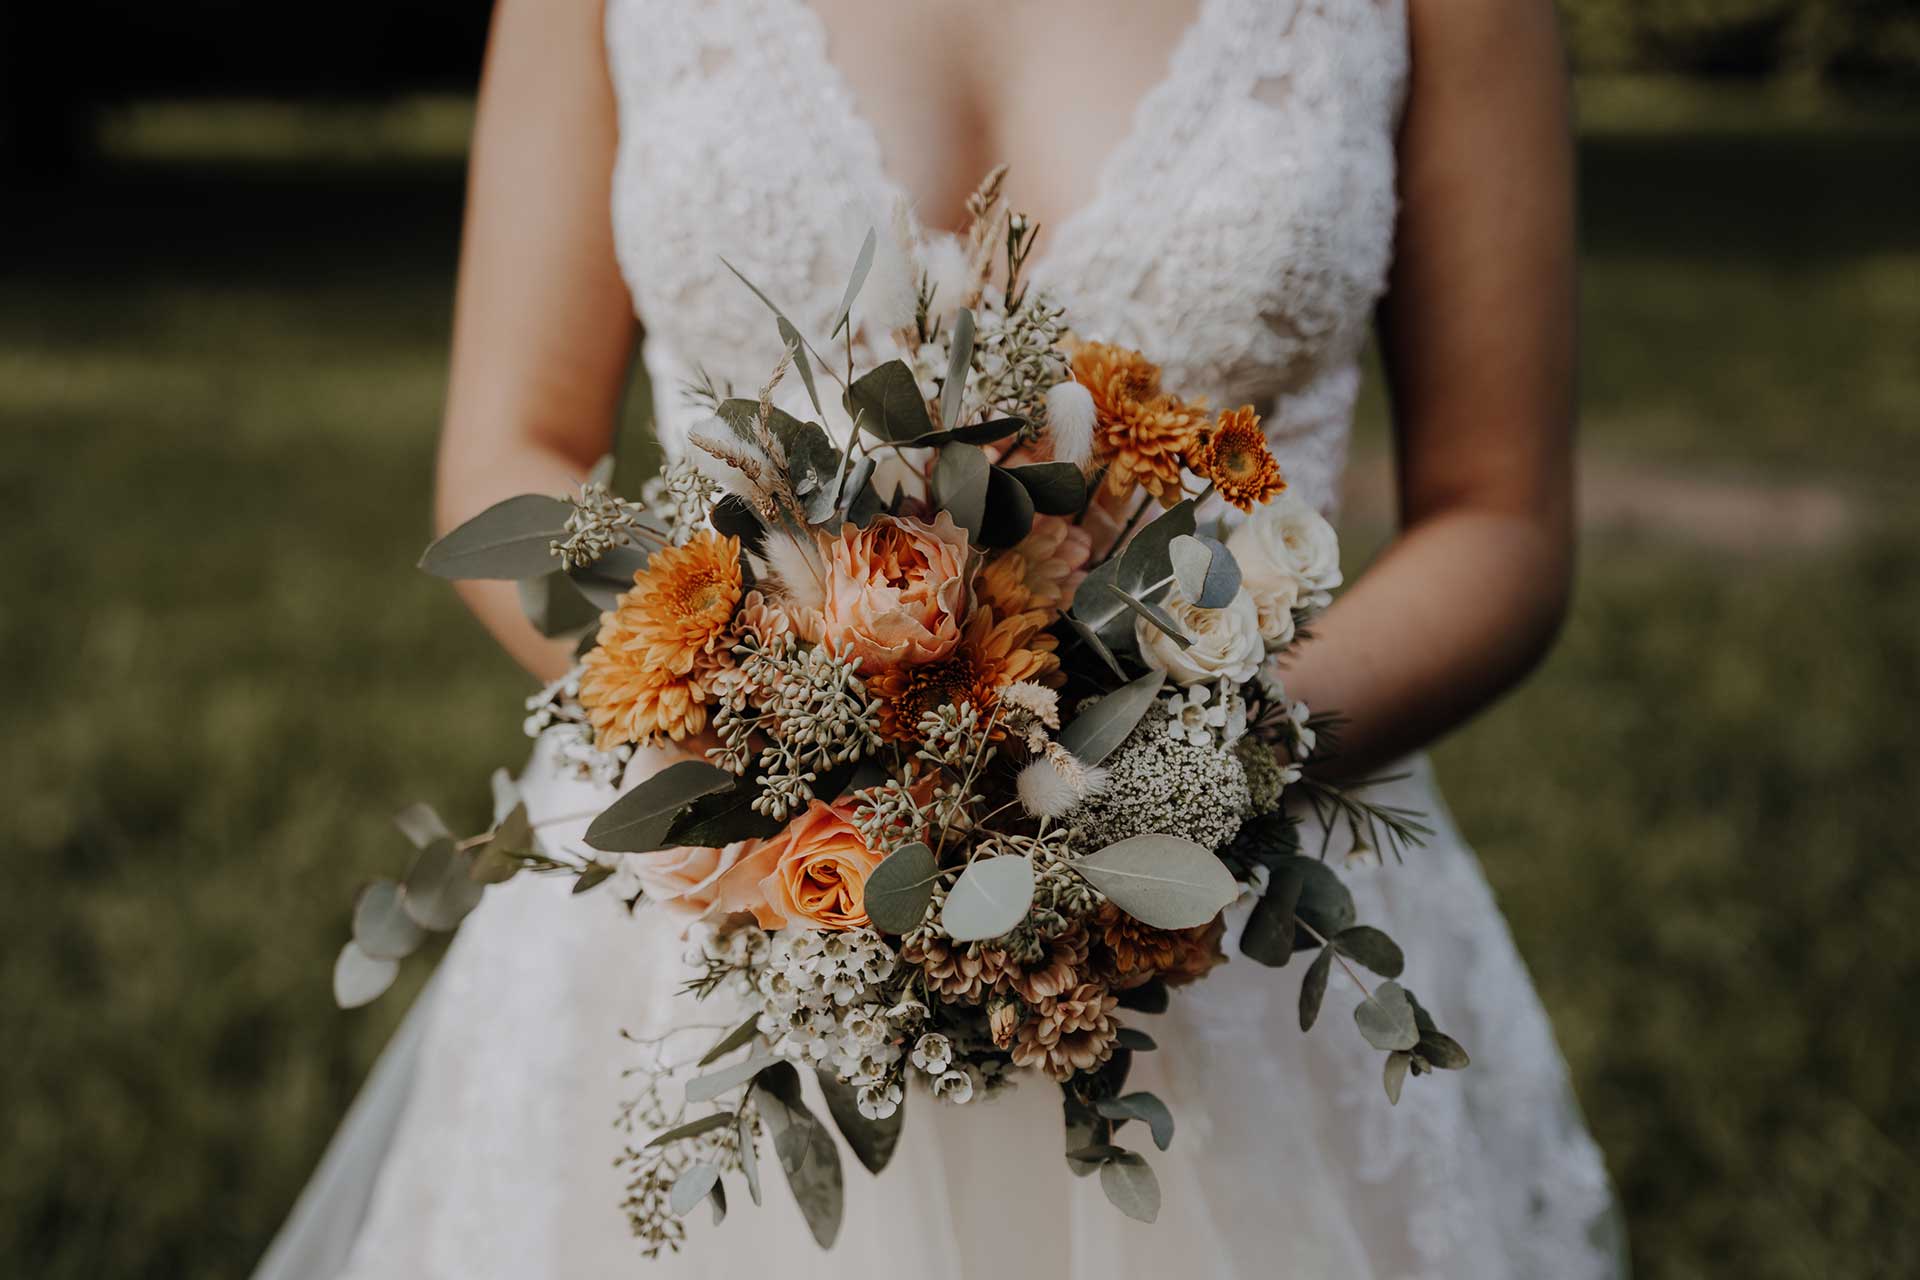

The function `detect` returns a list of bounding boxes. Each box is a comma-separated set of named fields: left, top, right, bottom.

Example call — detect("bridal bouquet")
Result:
left=334, top=172, right=1468, bottom=1255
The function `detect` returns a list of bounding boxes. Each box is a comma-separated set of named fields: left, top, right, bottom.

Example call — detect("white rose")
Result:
left=1227, top=490, right=1343, bottom=610
left=1136, top=584, right=1265, bottom=686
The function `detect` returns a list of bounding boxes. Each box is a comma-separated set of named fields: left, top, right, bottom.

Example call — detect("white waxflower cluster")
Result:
left=754, top=929, right=910, bottom=1120
left=523, top=667, right=632, bottom=787
left=1161, top=680, right=1250, bottom=748
left=906, top=1032, right=980, bottom=1105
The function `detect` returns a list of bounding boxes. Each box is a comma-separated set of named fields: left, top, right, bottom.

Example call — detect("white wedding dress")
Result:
left=257, top=1, right=1628, bottom=1276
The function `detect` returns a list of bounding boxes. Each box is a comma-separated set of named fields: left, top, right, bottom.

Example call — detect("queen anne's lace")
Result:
left=318, top=5, right=1627, bottom=1278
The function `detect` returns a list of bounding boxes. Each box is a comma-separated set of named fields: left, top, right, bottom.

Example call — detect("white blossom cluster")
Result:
left=753, top=930, right=912, bottom=1120
left=1161, top=679, right=1250, bottom=748
left=905, top=1031, right=981, bottom=1105
left=522, top=666, right=632, bottom=788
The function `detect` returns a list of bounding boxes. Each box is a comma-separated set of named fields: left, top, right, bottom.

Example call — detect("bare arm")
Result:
left=1280, top=0, right=1577, bottom=776
left=435, top=0, right=637, bottom=680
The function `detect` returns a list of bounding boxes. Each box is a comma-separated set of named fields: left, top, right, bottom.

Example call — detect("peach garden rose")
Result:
left=813, top=512, right=973, bottom=672
left=712, top=800, right=883, bottom=931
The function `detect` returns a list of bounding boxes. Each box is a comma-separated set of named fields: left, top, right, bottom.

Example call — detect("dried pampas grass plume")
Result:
left=1016, top=743, right=1109, bottom=820
left=1044, top=379, right=1097, bottom=467
left=748, top=526, right=829, bottom=616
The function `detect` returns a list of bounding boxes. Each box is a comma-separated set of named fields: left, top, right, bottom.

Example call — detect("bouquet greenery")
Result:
left=333, top=171, right=1468, bottom=1256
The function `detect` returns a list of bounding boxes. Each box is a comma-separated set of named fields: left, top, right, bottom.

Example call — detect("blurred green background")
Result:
left=3, top=3, right=1919, bottom=1277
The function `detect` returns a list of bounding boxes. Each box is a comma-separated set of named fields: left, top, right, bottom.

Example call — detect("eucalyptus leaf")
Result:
left=685, top=1053, right=777, bottom=1104
left=418, top=493, right=571, bottom=581
left=707, top=1177, right=728, bottom=1225
left=669, top=1164, right=720, bottom=1217
left=846, top=359, right=935, bottom=442
left=1114, top=1028, right=1158, bottom=1052
left=720, top=256, right=830, bottom=371
left=1115, top=978, right=1169, bottom=1014
left=1065, top=1143, right=1128, bottom=1164
left=753, top=1063, right=844, bottom=1249
left=584, top=760, right=737, bottom=853
left=1298, top=946, right=1334, bottom=1032
left=352, top=880, right=425, bottom=961
left=778, top=316, right=824, bottom=420
left=941, top=855, right=1034, bottom=942
left=1273, top=855, right=1357, bottom=945
left=1418, top=1031, right=1472, bottom=1071
left=1005, top=461, right=1089, bottom=515
left=1098, top=1152, right=1161, bottom=1224
left=516, top=571, right=601, bottom=637
left=1073, top=834, right=1238, bottom=930
left=932, top=443, right=992, bottom=543
left=393, top=803, right=450, bottom=850
left=1333, top=925, right=1406, bottom=978
left=490, top=801, right=534, bottom=857
left=586, top=453, right=617, bottom=488
left=716, top=399, right=840, bottom=500
left=709, top=494, right=766, bottom=550
left=1353, top=980, right=1421, bottom=1052
left=861, top=842, right=940, bottom=934
left=1058, top=669, right=1166, bottom=765
left=941, top=307, right=975, bottom=430
left=571, top=862, right=615, bottom=895
left=401, top=838, right=484, bottom=931
left=1094, top=1092, right=1175, bottom=1152
left=1071, top=498, right=1197, bottom=642
left=1168, top=534, right=1242, bottom=609
left=978, top=465, right=1037, bottom=548
left=698, top=1012, right=764, bottom=1067
left=332, top=942, right=398, bottom=1009
left=817, top=1070, right=904, bottom=1175
left=1063, top=613, right=1126, bottom=679
left=644, top=1112, right=734, bottom=1150
left=736, top=1111, right=762, bottom=1205
left=567, top=544, right=650, bottom=610
left=1239, top=862, right=1304, bottom=967
left=831, top=226, right=877, bottom=338
left=1383, top=1050, right=1412, bottom=1105
left=1101, top=582, right=1193, bottom=648
left=897, top=417, right=1026, bottom=450
left=663, top=779, right=788, bottom=849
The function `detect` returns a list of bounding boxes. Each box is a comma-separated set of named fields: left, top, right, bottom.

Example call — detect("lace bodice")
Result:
left=605, top=0, right=1407, bottom=516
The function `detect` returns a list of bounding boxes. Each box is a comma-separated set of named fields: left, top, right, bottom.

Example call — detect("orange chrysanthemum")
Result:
left=866, top=605, right=1063, bottom=743
left=1192, top=405, right=1287, bottom=512
left=578, top=531, right=743, bottom=748
left=1071, top=341, right=1210, bottom=508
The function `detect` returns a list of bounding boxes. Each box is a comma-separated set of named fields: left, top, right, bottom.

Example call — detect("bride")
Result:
left=259, top=0, right=1626, bottom=1276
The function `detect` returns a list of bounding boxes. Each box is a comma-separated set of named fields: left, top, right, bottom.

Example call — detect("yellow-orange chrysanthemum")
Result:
left=866, top=605, right=1063, bottom=743
left=1191, top=405, right=1287, bottom=512
left=1071, top=342, right=1209, bottom=508
left=578, top=530, right=743, bottom=748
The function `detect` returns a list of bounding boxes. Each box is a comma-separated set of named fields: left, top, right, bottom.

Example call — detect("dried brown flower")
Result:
left=1009, top=981, right=1120, bottom=1081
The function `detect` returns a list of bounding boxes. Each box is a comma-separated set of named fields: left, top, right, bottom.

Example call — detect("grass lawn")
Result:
left=2, top=88, right=1917, bottom=1278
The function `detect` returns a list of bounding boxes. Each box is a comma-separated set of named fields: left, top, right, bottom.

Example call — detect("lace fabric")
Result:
left=281, top=2, right=1630, bottom=1277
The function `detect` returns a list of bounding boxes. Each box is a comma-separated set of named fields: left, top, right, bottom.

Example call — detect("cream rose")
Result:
left=816, top=512, right=973, bottom=672
left=1136, top=583, right=1265, bottom=686
left=1227, top=489, right=1343, bottom=611
left=627, top=840, right=760, bottom=922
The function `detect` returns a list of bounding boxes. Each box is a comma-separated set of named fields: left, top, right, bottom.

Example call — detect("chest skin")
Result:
left=804, top=0, right=1205, bottom=239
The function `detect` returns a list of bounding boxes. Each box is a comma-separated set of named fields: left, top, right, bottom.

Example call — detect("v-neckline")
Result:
left=782, top=0, right=1220, bottom=272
